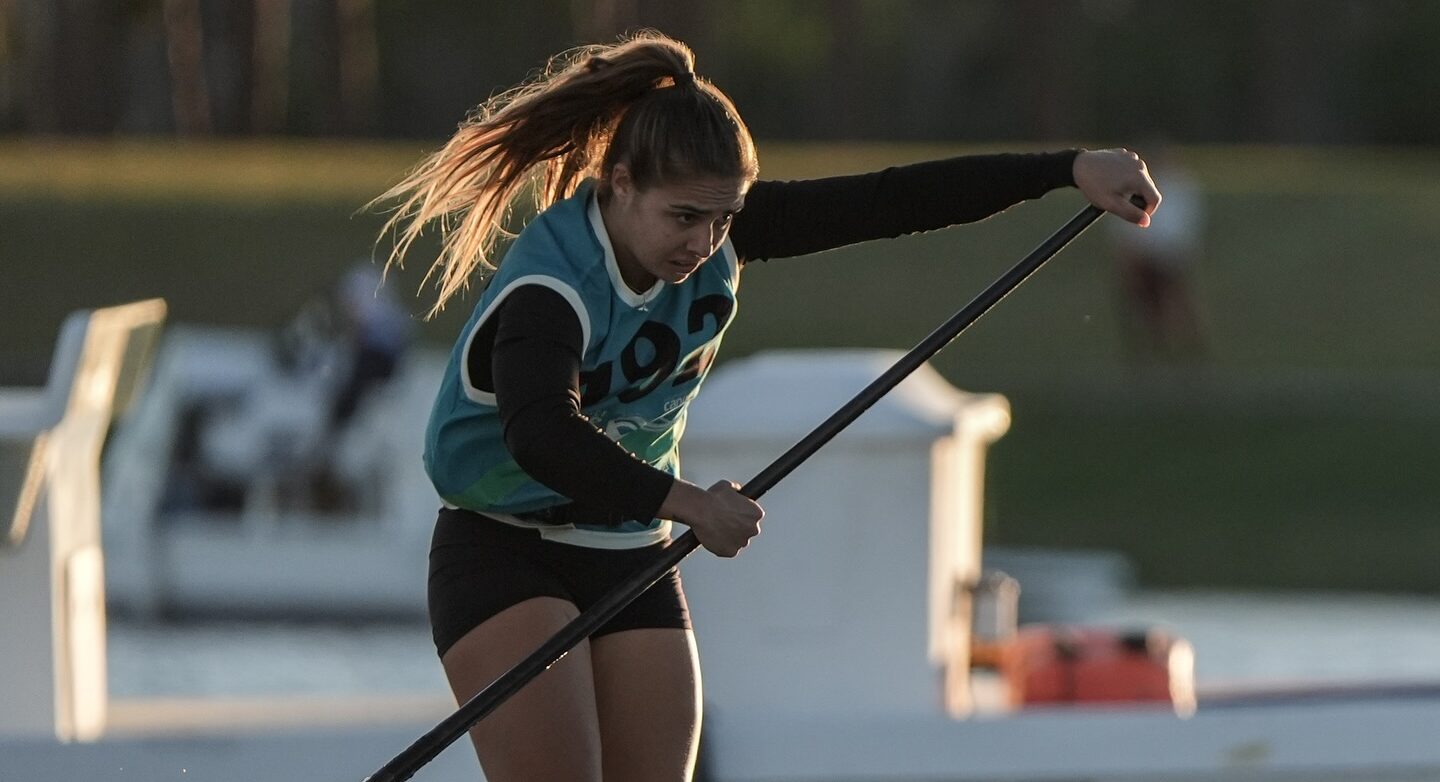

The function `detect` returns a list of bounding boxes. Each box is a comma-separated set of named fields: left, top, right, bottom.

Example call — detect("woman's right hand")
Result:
left=661, top=479, right=764, bottom=557
left=1073, top=148, right=1162, bottom=227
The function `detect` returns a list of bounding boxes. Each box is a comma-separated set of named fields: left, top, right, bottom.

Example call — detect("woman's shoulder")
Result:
left=504, top=182, right=605, bottom=275
left=509, top=182, right=599, bottom=254
left=531, top=178, right=598, bottom=227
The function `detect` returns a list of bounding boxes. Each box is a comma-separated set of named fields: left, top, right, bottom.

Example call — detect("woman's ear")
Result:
left=608, top=163, right=635, bottom=202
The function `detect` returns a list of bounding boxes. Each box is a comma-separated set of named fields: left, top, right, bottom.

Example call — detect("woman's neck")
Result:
left=597, top=192, right=657, bottom=293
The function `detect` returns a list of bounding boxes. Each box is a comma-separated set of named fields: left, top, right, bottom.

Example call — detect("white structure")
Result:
left=674, top=349, right=1440, bottom=782
left=680, top=349, right=1011, bottom=730
left=0, top=299, right=166, bottom=741
left=101, top=326, right=443, bottom=618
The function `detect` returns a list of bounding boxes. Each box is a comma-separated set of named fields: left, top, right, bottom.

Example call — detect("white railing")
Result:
left=0, top=299, right=166, bottom=742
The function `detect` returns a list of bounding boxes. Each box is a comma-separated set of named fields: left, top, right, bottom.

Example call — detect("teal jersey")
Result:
left=424, top=180, right=740, bottom=548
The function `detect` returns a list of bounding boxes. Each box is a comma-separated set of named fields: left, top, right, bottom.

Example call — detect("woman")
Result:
left=375, top=31, right=1159, bottom=782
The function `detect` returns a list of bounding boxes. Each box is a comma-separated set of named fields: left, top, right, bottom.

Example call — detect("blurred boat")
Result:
left=101, top=324, right=444, bottom=618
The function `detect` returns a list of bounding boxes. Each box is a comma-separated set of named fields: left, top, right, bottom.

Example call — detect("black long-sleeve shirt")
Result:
left=487, top=151, right=1079, bottom=523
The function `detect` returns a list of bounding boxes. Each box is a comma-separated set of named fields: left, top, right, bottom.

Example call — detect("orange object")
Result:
left=1006, top=625, right=1195, bottom=713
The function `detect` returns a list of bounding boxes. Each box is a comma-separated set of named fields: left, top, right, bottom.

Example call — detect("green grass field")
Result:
left=5, top=140, right=1440, bottom=592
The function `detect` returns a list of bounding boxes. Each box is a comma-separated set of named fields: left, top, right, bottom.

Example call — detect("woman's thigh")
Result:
left=590, top=627, right=703, bottom=782
left=440, top=596, right=603, bottom=782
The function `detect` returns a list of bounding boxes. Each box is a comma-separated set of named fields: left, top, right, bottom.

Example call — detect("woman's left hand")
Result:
left=1073, top=148, right=1162, bottom=227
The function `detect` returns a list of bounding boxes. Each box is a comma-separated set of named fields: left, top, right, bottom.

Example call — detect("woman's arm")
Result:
left=491, top=285, right=673, bottom=521
left=728, top=151, right=1078, bottom=262
left=491, top=286, right=764, bottom=553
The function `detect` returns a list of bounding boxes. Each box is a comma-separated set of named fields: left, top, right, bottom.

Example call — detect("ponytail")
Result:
left=372, top=31, right=757, bottom=318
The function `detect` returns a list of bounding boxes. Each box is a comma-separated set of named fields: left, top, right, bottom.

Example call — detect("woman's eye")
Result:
left=676, top=213, right=697, bottom=225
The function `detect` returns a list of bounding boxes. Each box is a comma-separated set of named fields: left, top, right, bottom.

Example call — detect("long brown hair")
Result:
left=372, top=31, right=758, bottom=318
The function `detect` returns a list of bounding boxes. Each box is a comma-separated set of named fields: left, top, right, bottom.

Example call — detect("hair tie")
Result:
left=672, top=71, right=695, bottom=88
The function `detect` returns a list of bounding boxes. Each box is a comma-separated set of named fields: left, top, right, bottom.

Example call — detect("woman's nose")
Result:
left=685, top=224, right=715, bottom=258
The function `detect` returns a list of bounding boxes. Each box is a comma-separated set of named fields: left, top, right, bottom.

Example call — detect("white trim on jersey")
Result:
left=443, top=493, right=669, bottom=549
left=459, top=274, right=591, bottom=406
left=481, top=511, right=673, bottom=549
left=718, top=236, right=740, bottom=287
left=539, top=520, right=672, bottom=549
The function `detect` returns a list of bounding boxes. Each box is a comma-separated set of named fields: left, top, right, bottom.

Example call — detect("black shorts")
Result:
left=427, top=507, right=692, bottom=658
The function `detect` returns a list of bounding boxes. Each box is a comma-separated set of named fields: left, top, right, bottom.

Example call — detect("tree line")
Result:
left=2, top=0, right=1437, bottom=144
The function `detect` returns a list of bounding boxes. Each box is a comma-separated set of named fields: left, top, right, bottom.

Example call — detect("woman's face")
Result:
left=603, top=164, right=749, bottom=292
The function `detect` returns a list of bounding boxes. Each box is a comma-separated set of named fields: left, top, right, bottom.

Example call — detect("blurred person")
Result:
left=308, top=263, right=415, bottom=510
left=1110, top=147, right=1207, bottom=363
left=328, top=262, right=415, bottom=430
left=373, top=31, right=1159, bottom=782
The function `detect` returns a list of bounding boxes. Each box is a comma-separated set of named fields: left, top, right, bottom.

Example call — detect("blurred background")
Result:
left=4, top=0, right=1440, bottom=769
